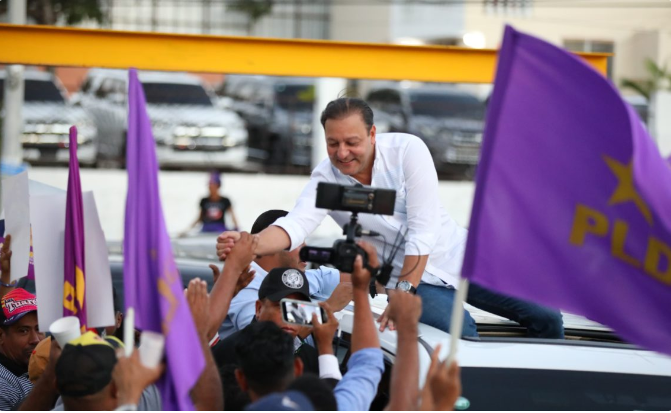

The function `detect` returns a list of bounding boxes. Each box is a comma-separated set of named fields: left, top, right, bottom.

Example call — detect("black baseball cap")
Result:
left=55, top=332, right=117, bottom=397
left=259, top=267, right=310, bottom=302
left=251, top=210, right=288, bottom=235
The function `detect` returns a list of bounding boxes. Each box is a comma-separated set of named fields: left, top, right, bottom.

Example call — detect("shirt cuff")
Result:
left=272, top=217, right=306, bottom=251
left=318, top=354, right=343, bottom=380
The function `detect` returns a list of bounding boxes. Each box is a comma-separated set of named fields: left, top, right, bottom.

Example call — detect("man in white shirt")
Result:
left=217, top=98, right=563, bottom=338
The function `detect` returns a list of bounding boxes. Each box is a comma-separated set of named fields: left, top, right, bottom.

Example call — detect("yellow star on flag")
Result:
left=603, top=155, right=653, bottom=226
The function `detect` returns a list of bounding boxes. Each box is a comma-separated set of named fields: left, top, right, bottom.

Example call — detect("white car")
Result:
left=0, top=70, right=97, bottom=165
left=336, top=297, right=671, bottom=410
left=76, top=69, right=248, bottom=169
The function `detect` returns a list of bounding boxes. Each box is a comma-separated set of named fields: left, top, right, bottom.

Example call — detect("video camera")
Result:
left=299, top=183, right=396, bottom=288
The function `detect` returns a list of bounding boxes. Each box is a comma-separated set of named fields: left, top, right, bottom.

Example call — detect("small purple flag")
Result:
left=463, top=26, right=671, bottom=356
left=124, top=68, right=205, bottom=410
left=63, top=126, right=87, bottom=331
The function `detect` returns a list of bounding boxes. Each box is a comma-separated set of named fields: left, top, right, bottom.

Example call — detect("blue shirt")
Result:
left=334, top=348, right=385, bottom=411
left=219, top=261, right=341, bottom=338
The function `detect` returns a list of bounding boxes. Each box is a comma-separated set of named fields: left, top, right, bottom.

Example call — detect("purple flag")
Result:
left=463, top=26, right=671, bottom=356
left=124, top=68, right=205, bottom=410
left=63, top=126, right=87, bottom=331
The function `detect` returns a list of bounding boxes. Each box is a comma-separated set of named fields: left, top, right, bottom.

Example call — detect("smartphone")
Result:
left=280, top=298, right=328, bottom=326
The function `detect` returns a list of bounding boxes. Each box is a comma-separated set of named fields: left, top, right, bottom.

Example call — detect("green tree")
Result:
left=0, top=0, right=104, bottom=26
left=227, top=0, right=274, bottom=35
left=621, top=59, right=671, bottom=141
left=621, top=58, right=671, bottom=101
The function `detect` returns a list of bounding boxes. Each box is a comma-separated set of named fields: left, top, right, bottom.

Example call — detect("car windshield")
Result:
left=142, top=82, right=213, bottom=106
left=275, top=84, right=314, bottom=112
left=409, top=91, right=484, bottom=120
left=459, top=367, right=671, bottom=410
left=0, top=79, right=65, bottom=103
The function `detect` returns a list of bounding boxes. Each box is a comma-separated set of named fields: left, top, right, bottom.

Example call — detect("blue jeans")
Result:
left=417, top=283, right=479, bottom=337
left=416, top=282, right=564, bottom=339
left=466, top=282, right=564, bottom=339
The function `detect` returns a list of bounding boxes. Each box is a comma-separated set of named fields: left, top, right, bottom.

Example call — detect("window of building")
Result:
left=564, top=39, right=615, bottom=79
left=484, top=0, right=533, bottom=17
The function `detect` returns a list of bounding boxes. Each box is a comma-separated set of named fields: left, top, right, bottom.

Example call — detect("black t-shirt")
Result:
left=199, top=197, right=232, bottom=225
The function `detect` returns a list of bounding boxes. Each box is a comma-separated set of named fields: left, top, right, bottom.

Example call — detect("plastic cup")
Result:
left=139, top=331, right=165, bottom=368
left=49, top=316, right=81, bottom=347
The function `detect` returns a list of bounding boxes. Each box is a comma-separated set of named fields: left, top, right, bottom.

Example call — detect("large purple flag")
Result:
left=463, top=26, right=671, bottom=356
left=124, top=68, right=205, bottom=410
left=63, top=126, right=87, bottom=331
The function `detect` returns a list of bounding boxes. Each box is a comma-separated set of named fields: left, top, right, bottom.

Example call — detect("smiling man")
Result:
left=0, top=288, right=43, bottom=411
left=217, top=97, right=564, bottom=339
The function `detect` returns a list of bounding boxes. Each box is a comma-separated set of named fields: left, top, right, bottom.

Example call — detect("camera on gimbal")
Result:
left=299, top=183, right=396, bottom=288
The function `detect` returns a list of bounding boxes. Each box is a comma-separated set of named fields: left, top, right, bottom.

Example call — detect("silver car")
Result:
left=0, top=70, right=97, bottom=164
left=76, top=69, right=248, bottom=169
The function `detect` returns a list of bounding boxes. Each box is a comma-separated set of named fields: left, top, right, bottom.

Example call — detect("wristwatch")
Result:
left=395, top=280, right=417, bottom=295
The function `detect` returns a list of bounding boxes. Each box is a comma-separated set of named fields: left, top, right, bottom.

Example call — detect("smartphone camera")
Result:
left=280, top=298, right=328, bottom=326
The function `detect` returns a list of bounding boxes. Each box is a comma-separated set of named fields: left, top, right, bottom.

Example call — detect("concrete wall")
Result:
left=330, top=5, right=392, bottom=43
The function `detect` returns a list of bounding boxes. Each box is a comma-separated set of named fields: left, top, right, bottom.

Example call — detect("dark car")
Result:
left=366, top=83, right=486, bottom=177
left=218, top=75, right=315, bottom=171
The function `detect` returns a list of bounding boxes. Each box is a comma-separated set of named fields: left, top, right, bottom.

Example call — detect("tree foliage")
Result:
left=621, top=59, right=671, bottom=101
left=227, top=0, right=274, bottom=33
left=0, top=0, right=104, bottom=26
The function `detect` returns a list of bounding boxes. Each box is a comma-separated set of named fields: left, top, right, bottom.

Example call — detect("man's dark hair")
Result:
left=251, top=210, right=289, bottom=235
left=220, top=364, right=251, bottom=411
left=320, top=97, right=374, bottom=132
left=234, top=321, right=296, bottom=396
left=287, top=374, right=338, bottom=411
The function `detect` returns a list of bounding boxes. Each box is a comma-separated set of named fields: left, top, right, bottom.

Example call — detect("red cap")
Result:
left=1, top=288, right=38, bottom=326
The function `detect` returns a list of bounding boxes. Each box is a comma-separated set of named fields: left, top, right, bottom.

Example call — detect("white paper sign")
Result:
left=30, top=193, right=66, bottom=332
left=31, top=192, right=115, bottom=331
left=83, top=191, right=114, bottom=328
left=2, top=172, right=31, bottom=281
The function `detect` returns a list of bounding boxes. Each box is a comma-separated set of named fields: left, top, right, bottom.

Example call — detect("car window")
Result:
left=459, top=367, right=671, bottom=410
left=274, top=84, right=314, bottom=112
left=367, top=89, right=403, bottom=115
left=141, top=82, right=213, bottom=106
left=409, top=91, right=485, bottom=120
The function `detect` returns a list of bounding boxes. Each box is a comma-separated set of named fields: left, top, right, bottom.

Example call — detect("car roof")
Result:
left=0, top=70, right=57, bottom=82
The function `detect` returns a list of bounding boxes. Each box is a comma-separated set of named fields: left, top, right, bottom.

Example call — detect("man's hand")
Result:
left=376, top=305, right=396, bottom=332
left=209, top=264, right=256, bottom=297
left=186, top=278, right=211, bottom=339
left=324, top=282, right=353, bottom=312
left=114, top=350, right=164, bottom=408
left=420, top=345, right=461, bottom=411
left=386, top=291, right=422, bottom=331
left=350, top=241, right=379, bottom=291
left=225, top=232, right=257, bottom=273
left=311, top=302, right=339, bottom=356
left=216, top=231, right=242, bottom=261
left=1, top=234, right=14, bottom=284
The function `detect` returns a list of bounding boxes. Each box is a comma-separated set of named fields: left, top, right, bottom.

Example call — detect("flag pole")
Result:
left=446, top=278, right=469, bottom=365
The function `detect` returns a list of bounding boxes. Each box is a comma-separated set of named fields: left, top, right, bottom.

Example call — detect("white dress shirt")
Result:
left=273, top=132, right=468, bottom=288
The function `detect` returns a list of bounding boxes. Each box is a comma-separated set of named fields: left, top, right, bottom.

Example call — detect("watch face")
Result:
left=398, top=281, right=411, bottom=291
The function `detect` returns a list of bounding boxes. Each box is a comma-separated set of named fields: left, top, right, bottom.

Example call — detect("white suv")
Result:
left=336, top=298, right=671, bottom=410
left=75, top=69, right=248, bottom=169
left=0, top=70, right=97, bottom=165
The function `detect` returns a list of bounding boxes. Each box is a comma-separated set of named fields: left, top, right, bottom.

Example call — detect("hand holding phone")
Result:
left=280, top=298, right=328, bottom=326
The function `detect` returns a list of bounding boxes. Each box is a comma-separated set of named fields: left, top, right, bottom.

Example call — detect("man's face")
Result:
left=278, top=243, right=307, bottom=272
left=0, top=312, right=44, bottom=366
left=325, top=113, right=376, bottom=179
left=256, top=293, right=308, bottom=338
